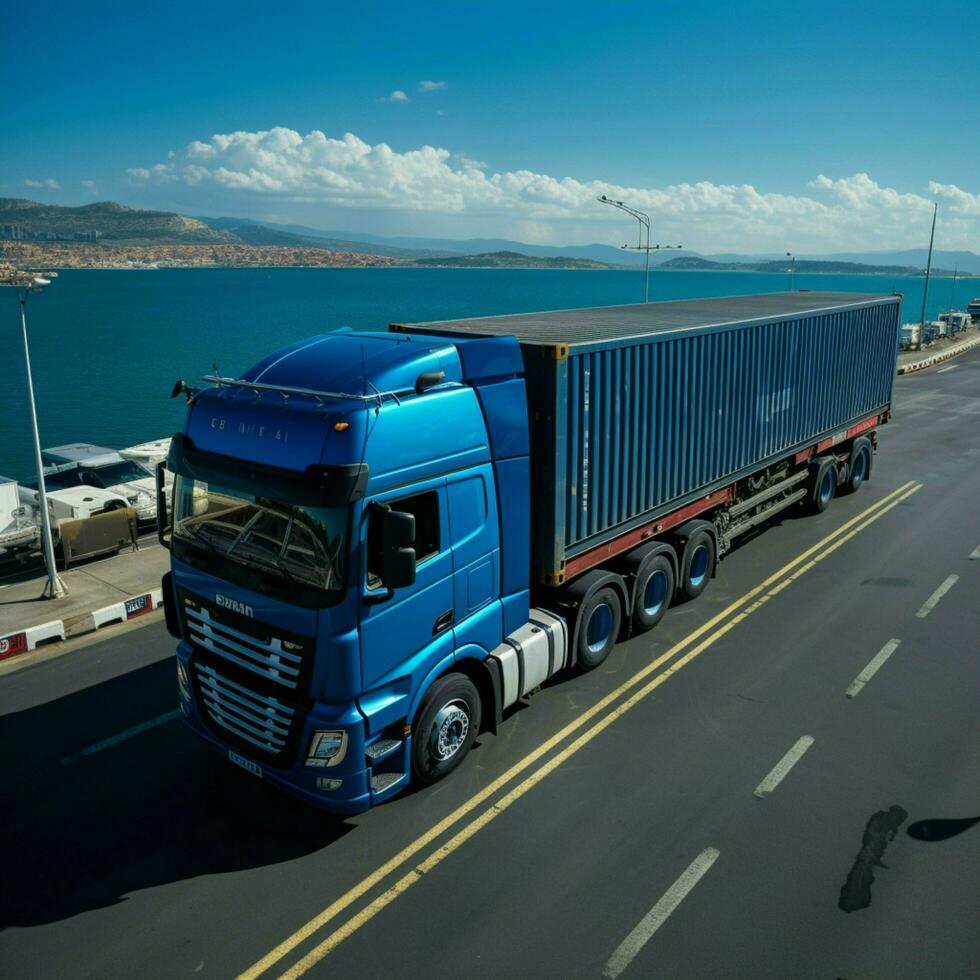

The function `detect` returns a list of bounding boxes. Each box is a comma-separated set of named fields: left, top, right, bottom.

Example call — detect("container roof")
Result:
left=394, top=291, right=899, bottom=346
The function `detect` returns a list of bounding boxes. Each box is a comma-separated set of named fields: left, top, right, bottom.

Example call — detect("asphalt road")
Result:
left=2, top=351, right=978, bottom=980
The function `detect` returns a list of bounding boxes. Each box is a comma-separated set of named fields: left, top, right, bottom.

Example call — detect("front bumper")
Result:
left=177, top=642, right=375, bottom=814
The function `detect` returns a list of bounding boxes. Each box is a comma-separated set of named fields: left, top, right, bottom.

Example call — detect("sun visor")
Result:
left=168, top=435, right=367, bottom=507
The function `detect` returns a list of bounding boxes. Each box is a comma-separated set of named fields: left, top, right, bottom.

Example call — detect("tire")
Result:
left=632, top=555, right=675, bottom=632
left=842, top=444, right=870, bottom=495
left=810, top=464, right=837, bottom=513
left=576, top=586, right=622, bottom=670
left=679, top=531, right=715, bottom=600
left=411, top=673, right=482, bottom=786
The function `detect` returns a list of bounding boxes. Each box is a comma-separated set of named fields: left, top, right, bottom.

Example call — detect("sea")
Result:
left=2, top=267, right=975, bottom=480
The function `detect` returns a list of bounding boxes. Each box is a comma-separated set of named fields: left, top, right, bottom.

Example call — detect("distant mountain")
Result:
left=333, top=234, right=699, bottom=267
left=196, top=216, right=452, bottom=259
left=816, top=249, right=980, bottom=275
left=9, top=198, right=979, bottom=274
left=0, top=198, right=234, bottom=244
left=413, top=250, right=619, bottom=269
left=660, top=256, right=970, bottom=277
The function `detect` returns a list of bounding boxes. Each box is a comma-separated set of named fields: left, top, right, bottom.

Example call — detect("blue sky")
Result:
left=3, top=0, right=979, bottom=251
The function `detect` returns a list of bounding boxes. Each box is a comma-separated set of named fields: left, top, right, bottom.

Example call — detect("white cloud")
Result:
left=24, top=178, right=60, bottom=190
left=419, top=80, right=446, bottom=92
left=126, top=128, right=980, bottom=250
left=381, top=90, right=410, bottom=104
left=81, top=179, right=97, bottom=193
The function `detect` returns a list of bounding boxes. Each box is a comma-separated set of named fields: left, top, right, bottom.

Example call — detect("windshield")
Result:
left=172, top=474, right=347, bottom=595
left=87, top=460, right=152, bottom=486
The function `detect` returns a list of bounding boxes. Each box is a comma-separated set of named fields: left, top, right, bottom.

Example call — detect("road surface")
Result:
left=2, top=350, right=978, bottom=979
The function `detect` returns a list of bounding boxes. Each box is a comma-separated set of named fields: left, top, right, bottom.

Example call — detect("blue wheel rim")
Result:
left=852, top=451, right=867, bottom=483
left=689, top=545, right=709, bottom=589
left=586, top=602, right=613, bottom=653
left=819, top=469, right=834, bottom=505
left=643, top=570, right=668, bottom=616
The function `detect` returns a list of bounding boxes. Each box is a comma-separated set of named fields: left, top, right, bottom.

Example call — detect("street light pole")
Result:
left=785, top=252, right=796, bottom=292
left=918, top=202, right=938, bottom=335
left=598, top=195, right=651, bottom=301
left=16, top=279, right=67, bottom=598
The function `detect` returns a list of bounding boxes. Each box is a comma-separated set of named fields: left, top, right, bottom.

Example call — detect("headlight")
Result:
left=176, top=660, right=190, bottom=697
left=306, top=730, right=347, bottom=768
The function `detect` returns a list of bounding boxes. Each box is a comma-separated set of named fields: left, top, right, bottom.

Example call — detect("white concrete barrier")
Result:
left=90, top=588, right=163, bottom=630
left=0, top=620, right=66, bottom=661
left=898, top=334, right=980, bottom=375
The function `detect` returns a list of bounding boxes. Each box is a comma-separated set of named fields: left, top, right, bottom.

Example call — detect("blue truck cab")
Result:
left=164, top=329, right=539, bottom=813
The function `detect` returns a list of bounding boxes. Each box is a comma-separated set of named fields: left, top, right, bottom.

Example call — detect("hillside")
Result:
left=0, top=198, right=235, bottom=245
left=413, top=250, right=617, bottom=269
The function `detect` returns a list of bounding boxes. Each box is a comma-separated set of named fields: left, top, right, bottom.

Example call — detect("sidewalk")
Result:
left=0, top=543, right=169, bottom=661
left=896, top=326, right=980, bottom=375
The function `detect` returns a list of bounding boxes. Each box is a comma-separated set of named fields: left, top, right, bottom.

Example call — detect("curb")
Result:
left=0, top=587, right=163, bottom=661
left=897, top=334, right=980, bottom=375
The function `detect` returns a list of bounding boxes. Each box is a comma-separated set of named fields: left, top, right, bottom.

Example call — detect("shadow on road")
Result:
left=907, top=816, right=980, bottom=842
left=0, top=658, right=352, bottom=928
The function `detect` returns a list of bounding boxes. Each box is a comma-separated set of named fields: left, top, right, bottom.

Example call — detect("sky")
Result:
left=2, top=0, right=979, bottom=253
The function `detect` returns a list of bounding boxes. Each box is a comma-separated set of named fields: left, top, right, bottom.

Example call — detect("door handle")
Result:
left=433, top=609, right=454, bottom=634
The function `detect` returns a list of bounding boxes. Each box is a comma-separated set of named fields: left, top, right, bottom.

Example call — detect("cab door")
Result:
left=358, top=478, right=455, bottom=729
left=447, top=466, right=501, bottom=652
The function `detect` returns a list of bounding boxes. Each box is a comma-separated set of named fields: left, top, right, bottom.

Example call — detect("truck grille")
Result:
left=180, top=590, right=311, bottom=692
left=193, top=661, right=296, bottom=757
left=179, top=589, right=314, bottom=765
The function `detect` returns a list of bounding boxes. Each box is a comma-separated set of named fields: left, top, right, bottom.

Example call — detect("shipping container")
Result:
left=396, top=291, right=901, bottom=581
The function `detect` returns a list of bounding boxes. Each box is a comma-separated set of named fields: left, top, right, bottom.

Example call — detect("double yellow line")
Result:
left=240, top=479, right=922, bottom=980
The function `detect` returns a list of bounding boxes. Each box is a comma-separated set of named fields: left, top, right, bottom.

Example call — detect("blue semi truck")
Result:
left=159, top=292, right=901, bottom=813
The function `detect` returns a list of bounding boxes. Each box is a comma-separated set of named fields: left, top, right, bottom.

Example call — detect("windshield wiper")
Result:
left=177, top=524, right=222, bottom=561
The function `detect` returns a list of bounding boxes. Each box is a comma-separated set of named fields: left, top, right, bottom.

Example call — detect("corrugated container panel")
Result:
left=553, top=300, right=898, bottom=559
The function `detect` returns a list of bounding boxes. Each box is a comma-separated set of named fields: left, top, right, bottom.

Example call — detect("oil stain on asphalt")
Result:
left=838, top=805, right=908, bottom=913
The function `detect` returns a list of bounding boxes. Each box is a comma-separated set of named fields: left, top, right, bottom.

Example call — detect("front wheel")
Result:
left=412, top=674, right=482, bottom=786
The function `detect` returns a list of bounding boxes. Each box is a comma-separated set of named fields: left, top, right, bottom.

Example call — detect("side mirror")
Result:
left=381, top=509, right=416, bottom=590
left=156, top=461, right=172, bottom=550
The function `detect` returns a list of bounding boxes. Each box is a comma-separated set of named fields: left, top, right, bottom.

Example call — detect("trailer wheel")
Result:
left=632, top=555, right=675, bottom=632
left=842, top=442, right=871, bottom=495
left=576, top=587, right=622, bottom=670
left=412, top=673, right=482, bottom=786
left=679, top=531, right=715, bottom=600
left=811, top=465, right=837, bottom=513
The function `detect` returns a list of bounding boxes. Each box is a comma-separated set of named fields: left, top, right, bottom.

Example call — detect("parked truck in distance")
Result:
left=160, top=291, right=901, bottom=813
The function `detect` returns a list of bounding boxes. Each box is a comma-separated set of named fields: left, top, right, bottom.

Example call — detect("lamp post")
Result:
left=786, top=252, right=796, bottom=292
left=597, top=195, right=682, bottom=303
left=918, top=202, right=938, bottom=337
left=2, top=271, right=67, bottom=598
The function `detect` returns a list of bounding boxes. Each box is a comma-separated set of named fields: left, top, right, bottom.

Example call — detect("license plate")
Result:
left=228, top=750, right=262, bottom=778
left=125, top=594, right=150, bottom=618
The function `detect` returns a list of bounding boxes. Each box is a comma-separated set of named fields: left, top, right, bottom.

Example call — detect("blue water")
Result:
left=2, top=267, right=975, bottom=480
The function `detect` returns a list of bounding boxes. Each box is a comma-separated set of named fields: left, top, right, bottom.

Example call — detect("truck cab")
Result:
left=165, top=330, right=531, bottom=812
